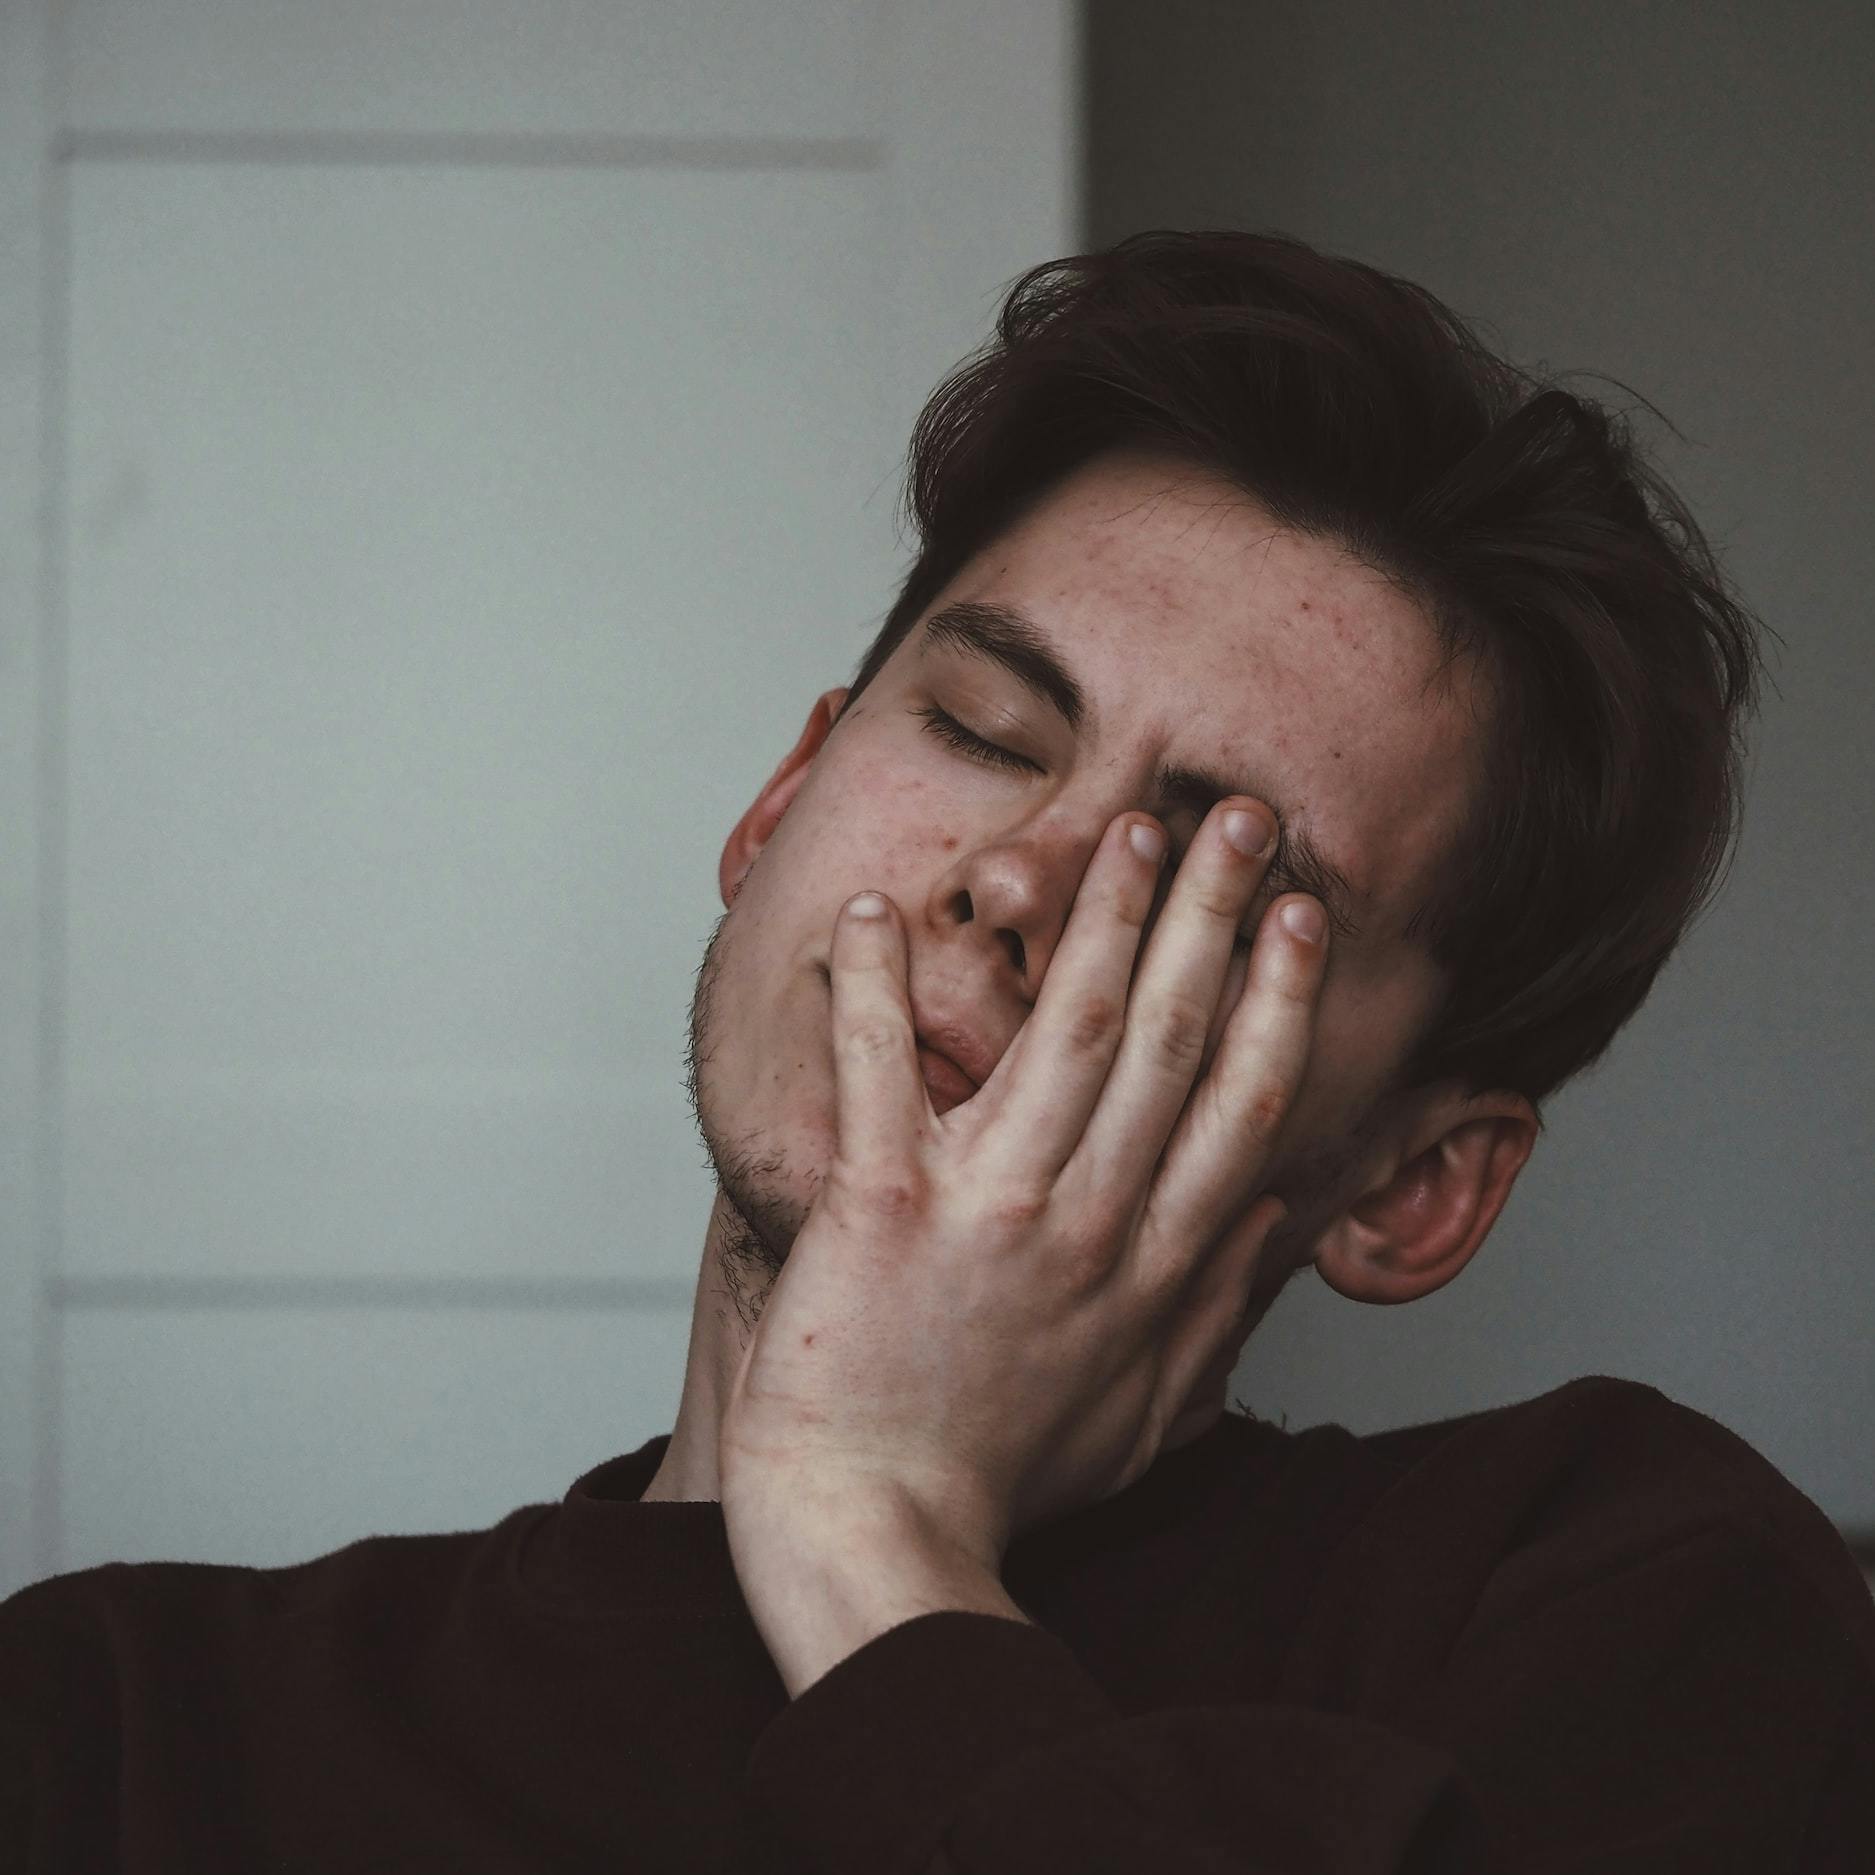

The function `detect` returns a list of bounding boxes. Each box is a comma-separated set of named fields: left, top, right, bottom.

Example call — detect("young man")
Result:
left=6, top=231, right=1872, bottom=1871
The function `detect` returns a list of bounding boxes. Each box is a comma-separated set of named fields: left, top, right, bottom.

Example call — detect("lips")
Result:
left=817, top=958, right=1004, bottom=1102
left=915, top=1045, right=978, bottom=1112
left=912, top=1016, right=998, bottom=1094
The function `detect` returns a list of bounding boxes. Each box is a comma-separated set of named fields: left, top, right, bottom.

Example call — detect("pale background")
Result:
left=0, top=1, right=1866, bottom=1602
left=0, top=0, right=1080, bottom=1595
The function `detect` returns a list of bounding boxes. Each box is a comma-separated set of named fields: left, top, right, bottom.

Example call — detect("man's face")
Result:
left=688, top=448, right=1490, bottom=1293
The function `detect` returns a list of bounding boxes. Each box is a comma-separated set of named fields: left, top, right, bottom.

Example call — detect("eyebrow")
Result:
left=919, top=600, right=1366, bottom=943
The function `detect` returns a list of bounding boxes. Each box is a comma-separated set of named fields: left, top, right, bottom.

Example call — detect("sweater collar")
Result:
left=521, top=1411, right=1288, bottom=1619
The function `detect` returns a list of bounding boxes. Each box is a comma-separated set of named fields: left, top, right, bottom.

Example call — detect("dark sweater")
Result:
left=3, top=1375, right=1872, bottom=1873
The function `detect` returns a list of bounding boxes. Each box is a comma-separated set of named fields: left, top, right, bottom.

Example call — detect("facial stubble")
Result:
left=683, top=897, right=1390, bottom=1345
left=684, top=908, right=823, bottom=1337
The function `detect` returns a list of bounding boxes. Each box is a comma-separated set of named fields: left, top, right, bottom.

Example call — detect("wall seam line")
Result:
left=55, top=128, right=888, bottom=172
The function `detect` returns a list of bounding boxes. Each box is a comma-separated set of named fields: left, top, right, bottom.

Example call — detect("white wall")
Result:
left=1089, top=0, right=1875, bottom=1543
left=0, top=0, right=1079, bottom=1596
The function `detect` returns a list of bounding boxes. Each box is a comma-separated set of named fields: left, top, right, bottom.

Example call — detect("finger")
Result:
left=1137, top=890, right=1328, bottom=1285
left=978, top=811, right=1167, bottom=1180
left=827, top=892, right=930, bottom=1179
left=1073, top=798, right=1278, bottom=1208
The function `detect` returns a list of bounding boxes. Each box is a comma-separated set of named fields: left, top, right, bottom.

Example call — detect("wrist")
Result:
left=723, top=1477, right=1028, bottom=1697
left=721, top=1448, right=1007, bottom=1572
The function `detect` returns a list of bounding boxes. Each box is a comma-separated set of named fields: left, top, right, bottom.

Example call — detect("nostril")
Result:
left=1000, top=930, right=1026, bottom=976
left=951, top=890, right=974, bottom=924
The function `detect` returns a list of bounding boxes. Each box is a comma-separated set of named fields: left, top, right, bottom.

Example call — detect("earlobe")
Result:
left=1309, top=1097, right=1538, bottom=1306
left=718, top=686, right=852, bottom=906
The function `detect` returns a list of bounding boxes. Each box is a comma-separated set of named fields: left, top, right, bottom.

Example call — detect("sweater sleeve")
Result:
left=744, top=1521, right=1875, bottom=1875
left=0, top=1573, right=124, bottom=1875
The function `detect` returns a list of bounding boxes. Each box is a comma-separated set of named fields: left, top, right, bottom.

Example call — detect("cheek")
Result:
left=1292, top=962, right=1429, bottom=1127
left=800, top=776, right=961, bottom=902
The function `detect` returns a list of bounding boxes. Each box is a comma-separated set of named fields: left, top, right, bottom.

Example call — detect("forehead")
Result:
left=926, top=450, right=1491, bottom=945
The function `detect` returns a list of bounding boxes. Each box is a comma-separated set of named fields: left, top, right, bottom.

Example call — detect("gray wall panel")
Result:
left=57, top=1300, right=692, bottom=1571
left=68, top=0, right=884, bottom=141
left=1088, top=0, right=1875, bottom=1532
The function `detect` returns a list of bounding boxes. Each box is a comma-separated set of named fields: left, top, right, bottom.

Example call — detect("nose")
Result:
left=931, top=816, right=1132, bottom=1000
left=944, top=885, right=1028, bottom=981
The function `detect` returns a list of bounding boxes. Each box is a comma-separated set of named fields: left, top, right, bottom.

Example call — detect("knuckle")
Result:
left=842, top=1019, right=904, bottom=1066
left=1143, top=989, right=1212, bottom=1072
left=1260, top=969, right=1303, bottom=1008
left=1077, top=1189, right=1132, bottom=1248
left=1278, top=964, right=1327, bottom=1010
left=1190, top=879, right=1244, bottom=925
left=1238, top=1081, right=1293, bottom=1147
left=1111, top=874, right=1155, bottom=931
left=1046, top=1229, right=1111, bottom=1293
left=985, top=1181, right=1051, bottom=1230
left=1271, top=985, right=1315, bottom=1025
left=835, top=1166, right=927, bottom=1220
left=1060, top=988, right=1124, bottom=1059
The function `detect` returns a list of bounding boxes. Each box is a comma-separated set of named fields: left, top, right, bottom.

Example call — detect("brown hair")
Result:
left=837, top=229, right=1773, bottom=1119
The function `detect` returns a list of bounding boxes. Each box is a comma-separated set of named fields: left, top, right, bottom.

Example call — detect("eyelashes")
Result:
left=911, top=702, right=1039, bottom=774
left=910, top=702, right=1259, bottom=955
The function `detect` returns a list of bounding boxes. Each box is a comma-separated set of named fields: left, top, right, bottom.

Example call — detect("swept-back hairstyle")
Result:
left=837, top=229, right=1771, bottom=1119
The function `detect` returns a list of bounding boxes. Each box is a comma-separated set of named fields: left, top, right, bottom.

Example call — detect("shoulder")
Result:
left=1362, top=1373, right=1826, bottom=1519
left=1357, top=1376, right=1874, bottom=1646
left=0, top=1507, right=550, bottom=1843
left=0, top=1508, right=540, bottom=1702
left=1257, top=1377, right=1875, bottom=1725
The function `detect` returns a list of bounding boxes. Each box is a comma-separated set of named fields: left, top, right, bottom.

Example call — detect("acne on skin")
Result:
left=648, top=450, right=1535, bottom=1513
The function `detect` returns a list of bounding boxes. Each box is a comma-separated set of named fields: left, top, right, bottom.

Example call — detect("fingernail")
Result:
left=1128, top=821, right=1165, bottom=863
left=1281, top=898, right=1324, bottom=942
left=848, top=892, right=889, bottom=918
left=1223, top=806, right=1275, bottom=856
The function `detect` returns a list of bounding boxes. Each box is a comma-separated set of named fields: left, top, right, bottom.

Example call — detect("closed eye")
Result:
left=915, top=702, right=1261, bottom=954
left=911, top=702, right=1041, bottom=775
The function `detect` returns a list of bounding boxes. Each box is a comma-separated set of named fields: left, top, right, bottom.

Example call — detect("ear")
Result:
left=1307, top=1087, right=1539, bottom=1304
left=718, top=686, right=851, bottom=907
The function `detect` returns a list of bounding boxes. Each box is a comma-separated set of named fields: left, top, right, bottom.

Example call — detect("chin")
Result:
left=687, top=913, right=849, bottom=1299
left=693, top=1051, right=838, bottom=1288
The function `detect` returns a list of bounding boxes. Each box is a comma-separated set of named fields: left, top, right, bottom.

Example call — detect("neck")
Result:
left=639, top=1192, right=760, bottom=1503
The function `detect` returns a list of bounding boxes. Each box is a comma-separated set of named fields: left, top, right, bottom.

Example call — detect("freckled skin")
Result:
left=682, top=446, right=1502, bottom=1342
left=697, top=444, right=1485, bottom=1245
